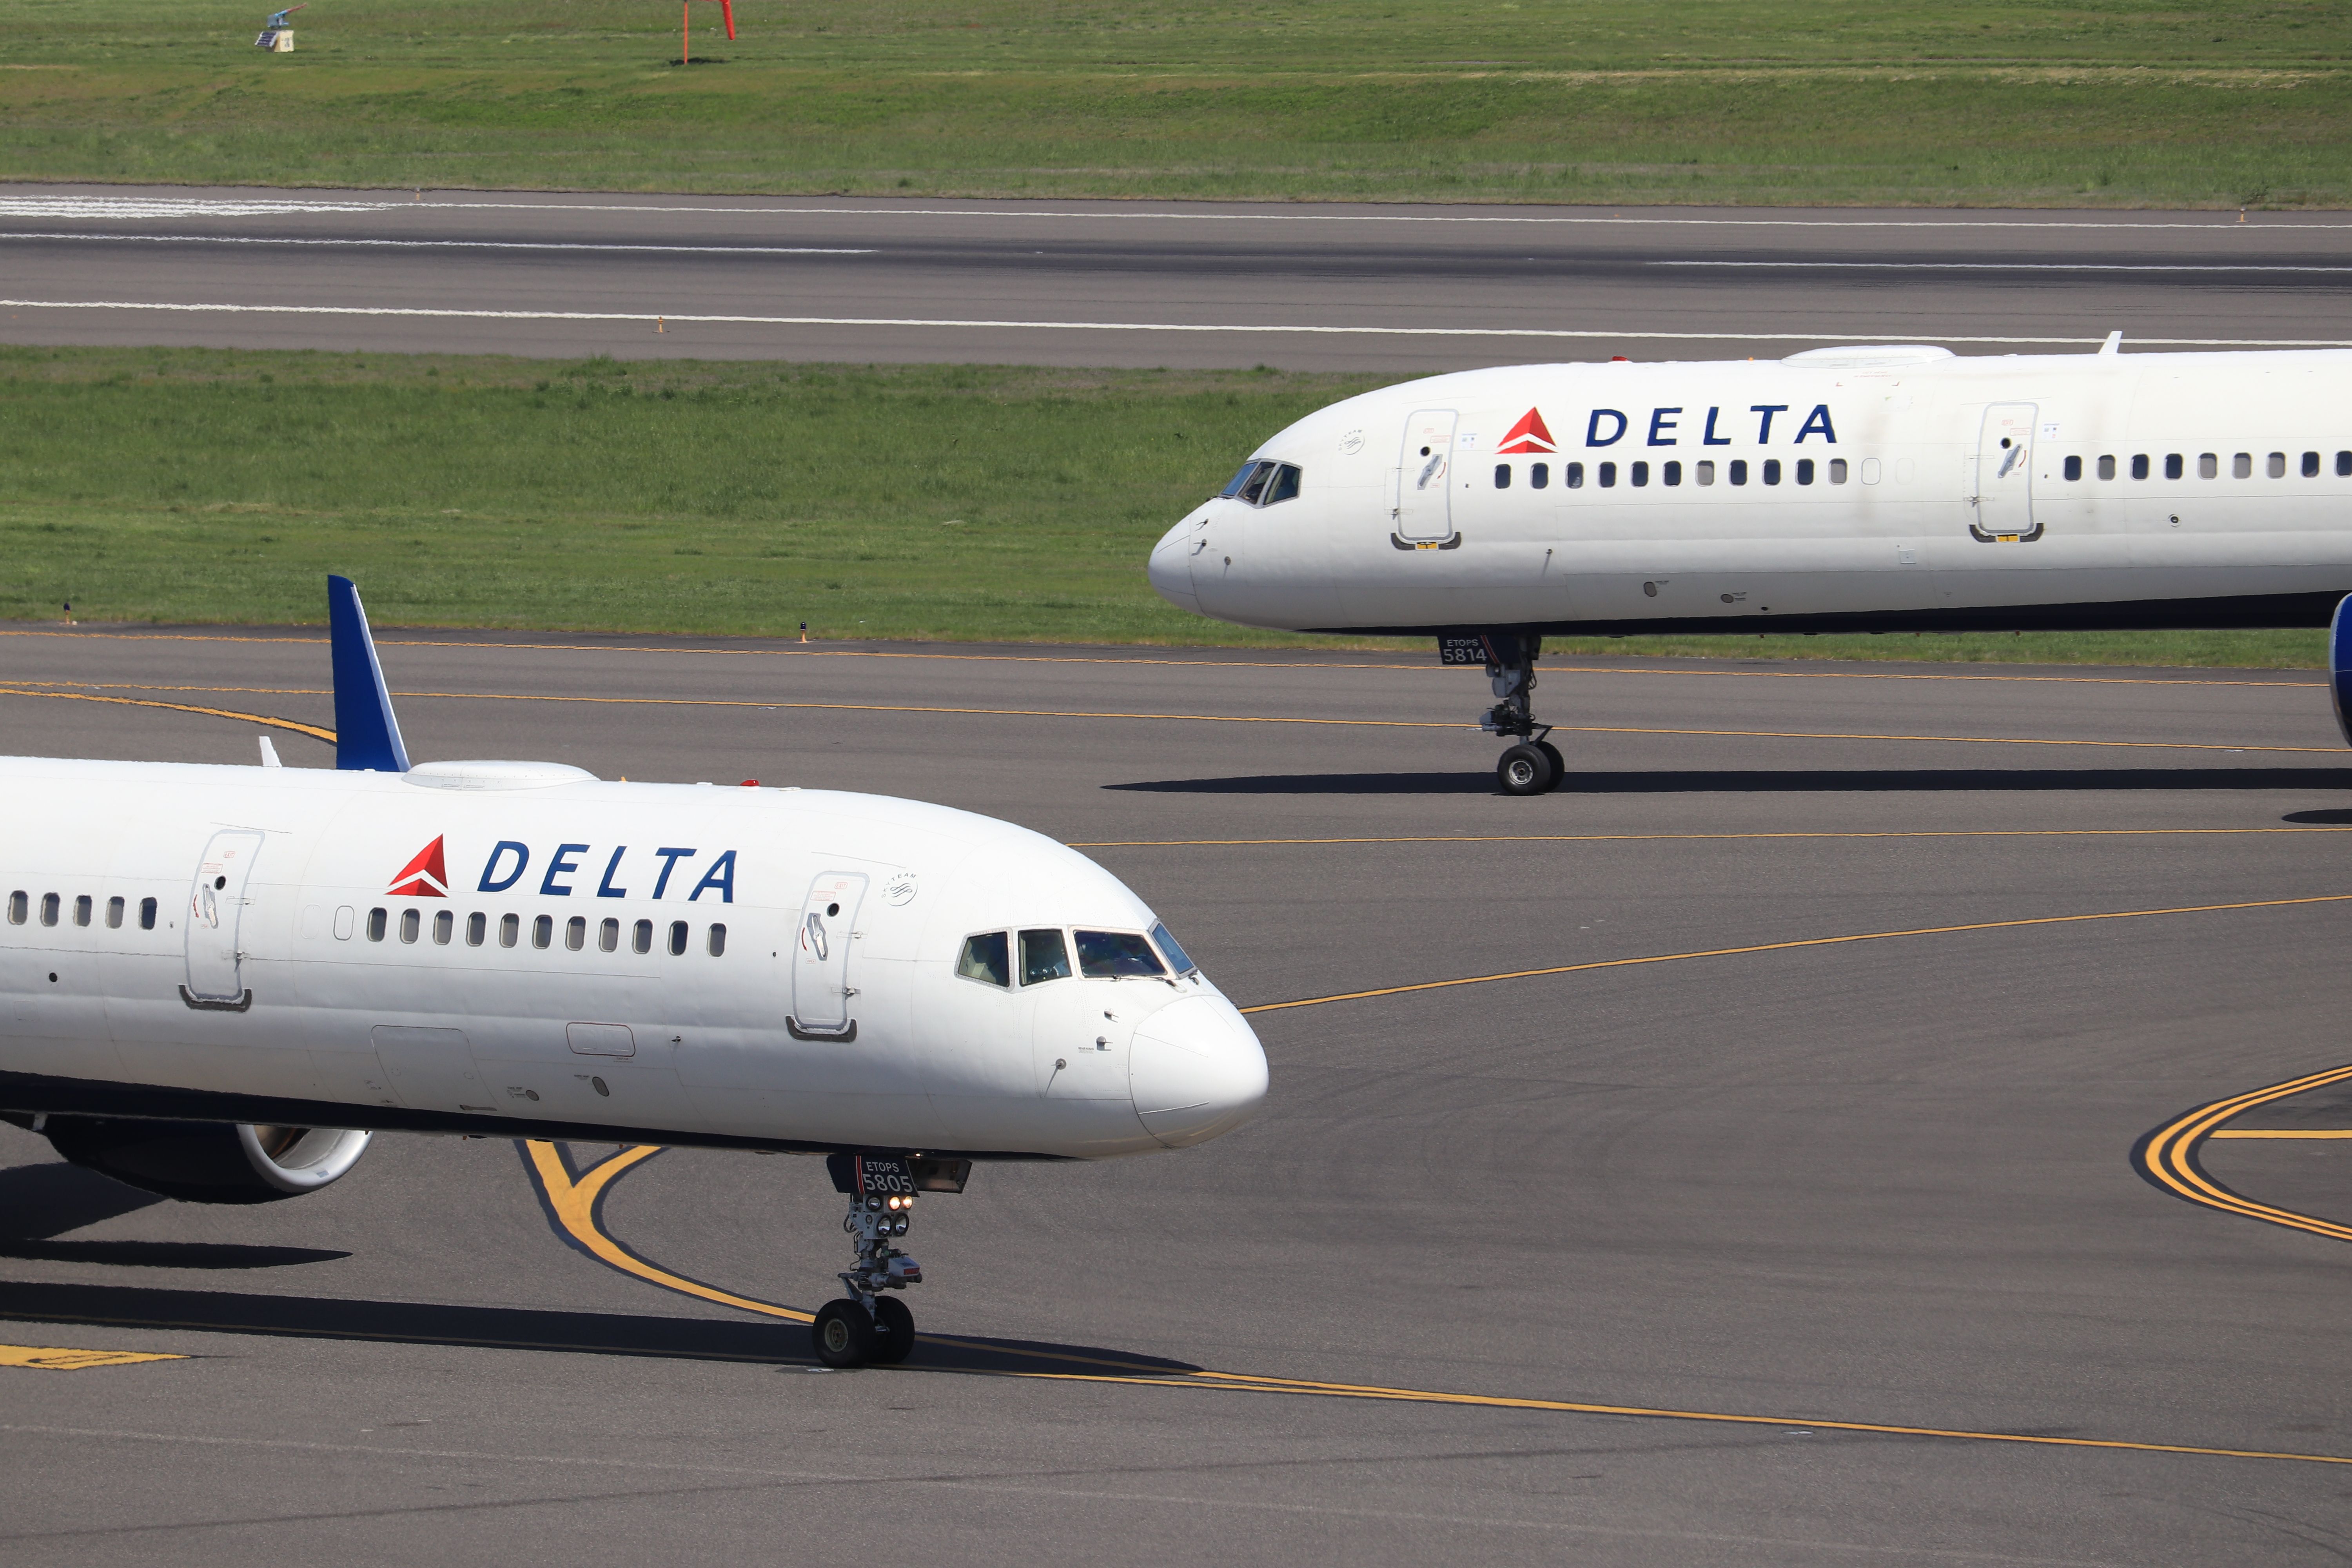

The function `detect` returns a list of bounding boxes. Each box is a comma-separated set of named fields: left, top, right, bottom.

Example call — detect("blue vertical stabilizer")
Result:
left=327, top=575, right=412, bottom=772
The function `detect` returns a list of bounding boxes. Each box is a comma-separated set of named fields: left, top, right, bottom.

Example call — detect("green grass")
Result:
left=0, top=345, right=2327, bottom=668
left=2, top=1, right=2351, bottom=206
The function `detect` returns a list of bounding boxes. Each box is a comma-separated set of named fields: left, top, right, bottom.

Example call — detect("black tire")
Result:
left=869, top=1295, right=915, bottom=1364
left=1497, top=743, right=1555, bottom=797
left=1535, top=740, right=1565, bottom=790
left=811, top=1298, right=874, bottom=1368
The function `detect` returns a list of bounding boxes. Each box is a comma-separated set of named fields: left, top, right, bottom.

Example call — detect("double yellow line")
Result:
left=2136, top=1062, right=2352, bottom=1245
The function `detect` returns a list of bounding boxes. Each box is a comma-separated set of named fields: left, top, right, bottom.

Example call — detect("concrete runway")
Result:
left=4, top=185, right=2352, bottom=369
left=7, top=626, right=2352, bottom=1563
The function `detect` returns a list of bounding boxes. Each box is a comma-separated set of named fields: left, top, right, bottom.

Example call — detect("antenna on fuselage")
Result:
left=326, top=575, right=412, bottom=773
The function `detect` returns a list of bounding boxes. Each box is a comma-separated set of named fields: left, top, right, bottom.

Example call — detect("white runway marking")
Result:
left=2, top=297, right=2349, bottom=348
left=0, top=231, right=873, bottom=256
left=3, top=193, right=2348, bottom=232
left=1659, top=260, right=2352, bottom=274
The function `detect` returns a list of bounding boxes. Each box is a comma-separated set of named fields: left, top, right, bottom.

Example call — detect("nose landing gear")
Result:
left=810, top=1152, right=967, bottom=1368
left=1470, top=634, right=1560, bottom=796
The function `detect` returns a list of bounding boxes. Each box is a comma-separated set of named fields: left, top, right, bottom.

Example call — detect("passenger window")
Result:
left=565, top=916, right=586, bottom=951
left=1150, top=920, right=1198, bottom=975
left=957, top=931, right=1010, bottom=987
left=1076, top=930, right=1168, bottom=979
left=106, top=896, right=123, bottom=929
left=1494, top=463, right=1511, bottom=489
left=599, top=917, right=619, bottom=953
left=40, top=893, right=58, bottom=927
left=707, top=924, right=727, bottom=957
left=2165, top=454, right=2184, bottom=479
left=367, top=907, right=387, bottom=942
left=2268, top=452, right=2286, bottom=479
left=668, top=919, right=688, bottom=956
left=1696, top=461, right=1716, bottom=486
left=2231, top=452, right=2250, bottom=479
left=1530, top=462, right=1549, bottom=489
left=2063, top=456, right=2082, bottom=481
left=2199, top=453, right=2218, bottom=479
left=500, top=912, right=520, bottom=947
left=633, top=918, right=653, bottom=955
left=399, top=909, right=420, bottom=944
left=2305, top=451, right=2321, bottom=477
left=1664, top=460, right=1682, bottom=486
left=1020, top=927, right=1071, bottom=986
left=1828, top=458, right=1848, bottom=483
left=1264, top=464, right=1301, bottom=505
left=2098, top=456, right=2116, bottom=480
left=1796, top=458, right=1815, bottom=485
left=533, top=914, right=553, bottom=949
left=1238, top=463, right=1274, bottom=505
left=2339, top=451, right=2352, bottom=476
left=1730, top=460, right=1749, bottom=486
left=73, top=895, right=91, bottom=927
left=466, top=911, right=486, bottom=946
left=1860, top=458, right=1880, bottom=484
left=432, top=910, right=453, bottom=945
left=1599, top=462, right=1617, bottom=488
left=2132, top=454, right=2149, bottom=479
left=142, top=897, right=159, bottom=932
left=1762, top=459, right=1782, bottom=486
left=1631, top=461, right=1649, bottom=487
left=1566, top=462, right=1585, bottom=488
left=6, top=891, right=23, bottom=924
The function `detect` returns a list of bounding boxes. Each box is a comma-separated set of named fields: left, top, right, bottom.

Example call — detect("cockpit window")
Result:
left=1219, top=460, right=1302, bottom=508
left=1076, top=930, right=1168, bottom=979
left=956, top=931, right=1009, bottom=988
left=1149, top=920, right=1197, bottom=976
left=1020, top=928, right=1071, bottom=986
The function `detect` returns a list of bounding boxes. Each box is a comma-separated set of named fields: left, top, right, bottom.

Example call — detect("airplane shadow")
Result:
left=1109, top=767, right=2352, bottom=798
left=0, top=1279, right=1203, bottom=1377
left=0, top=1160, right=345, bottom=1269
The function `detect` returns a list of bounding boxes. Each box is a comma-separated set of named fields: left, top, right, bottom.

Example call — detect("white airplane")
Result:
left=0, top=578, right=1267, bottom=1366
left=1148, top=339, right=2352, bottom=794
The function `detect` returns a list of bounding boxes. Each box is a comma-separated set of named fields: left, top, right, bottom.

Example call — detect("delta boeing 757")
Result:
left=1149, top=339, right=2352, bottom=793
left=0, top=579, right=1267, bottom=1366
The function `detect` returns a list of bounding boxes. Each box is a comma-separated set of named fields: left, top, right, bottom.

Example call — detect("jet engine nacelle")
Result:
left=36, top=1117, right=372, bottom=1204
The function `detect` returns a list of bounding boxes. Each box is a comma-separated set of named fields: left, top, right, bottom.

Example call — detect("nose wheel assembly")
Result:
left=810, top=1152, right=967, bottom=1368
left=1460, top=633, right=1562, bottom=795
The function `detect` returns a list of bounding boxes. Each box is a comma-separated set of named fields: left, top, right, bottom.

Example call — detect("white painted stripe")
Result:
left=0, top=231, right=873, bottom=256
left=1658, top=260, right=2352, bottom=274
left=3, top=298, right=2350, bottom=348
left=2, top=194, right=2348, bottom=232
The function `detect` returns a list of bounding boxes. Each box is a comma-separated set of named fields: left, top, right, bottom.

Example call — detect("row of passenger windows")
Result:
left=2060, top=450, right=2352, bottom=481
left=956, top=922, right=1195, bottom=989
left=1494, top=457, right=1850, bottom=491
left=361, top=906, right=728, bottom=957
left=8, top=891, right=159, bottom=930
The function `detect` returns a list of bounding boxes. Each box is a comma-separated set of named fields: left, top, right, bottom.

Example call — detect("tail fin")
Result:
left=327, top=575, right=411, bottom=773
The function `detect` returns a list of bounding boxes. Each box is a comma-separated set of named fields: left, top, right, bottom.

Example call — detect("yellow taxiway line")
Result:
left=2135, top=1063, right=2352, bottom=1245
left=2209, top=1129, right=2352, bottom=1139
left=0, top=1343, right=183, bottom=1370
left=0, top=685, right=336, bottom=742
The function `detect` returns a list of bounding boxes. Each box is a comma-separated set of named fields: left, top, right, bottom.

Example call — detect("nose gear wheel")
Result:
left=1475, top=634, right=1559, bottom=794
left=811, top=1185, right=923, bottom=1368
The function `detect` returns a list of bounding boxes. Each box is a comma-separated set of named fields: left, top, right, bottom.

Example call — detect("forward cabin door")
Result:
left=184, top=828, right=263, bottom=1004
left=1972, top=403, right=2039, bottom=541
left=1393, top=410, right=1458, bottom=542
left=790, top=871, right=868, bottom=1036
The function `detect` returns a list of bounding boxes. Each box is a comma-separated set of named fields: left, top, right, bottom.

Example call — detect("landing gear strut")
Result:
left=1472, top=634, right=1560, bottom=795
left=810, top=1152, right=967, bottom=1368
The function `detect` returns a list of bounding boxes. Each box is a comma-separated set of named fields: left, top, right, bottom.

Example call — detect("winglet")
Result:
left=327, top=575, right=411, bottom=773
left=2098, top=330, right=2122, bottom=356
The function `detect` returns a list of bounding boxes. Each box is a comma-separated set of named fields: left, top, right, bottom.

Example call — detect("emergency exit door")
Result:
left=1971, top=403, right=2041, bottom=542
left=789, top=871, right=868, bottom=1038
left=184, top=828, right=263, bottom=1005
left=1393, top=410, right=1458, bottom=542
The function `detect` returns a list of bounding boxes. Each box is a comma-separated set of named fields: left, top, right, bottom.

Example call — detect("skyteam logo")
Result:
left=1496, top=407, right=1557, bottom=455
left=387, top=835, right=450, bottom=898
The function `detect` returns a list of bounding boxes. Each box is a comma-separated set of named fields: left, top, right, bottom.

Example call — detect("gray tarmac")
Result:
left=4, top=185, right=2352, bottom=368
left=7, top=626, right=2352, bottom=1563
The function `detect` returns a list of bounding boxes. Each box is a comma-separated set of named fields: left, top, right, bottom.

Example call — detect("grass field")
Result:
left=0, top=345, right=2326, bottom=668
left=0, top=1, right=2349, bottom=207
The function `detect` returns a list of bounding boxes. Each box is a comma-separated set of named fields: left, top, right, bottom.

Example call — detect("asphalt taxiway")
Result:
left=5, top=185, right=2352, bottom=368
left=5, top=627, right=2352, bottom=1564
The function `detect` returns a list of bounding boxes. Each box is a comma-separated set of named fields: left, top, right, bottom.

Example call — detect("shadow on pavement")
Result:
left=0, top=1161, right=163, bottom=1239
left=0, top=1280, right=1203, bottom=1377
left=1112, top=767, right=2352, bottom=797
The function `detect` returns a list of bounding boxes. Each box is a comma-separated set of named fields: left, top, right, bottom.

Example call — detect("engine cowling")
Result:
left=38, top=1117, right=371, bottom=1204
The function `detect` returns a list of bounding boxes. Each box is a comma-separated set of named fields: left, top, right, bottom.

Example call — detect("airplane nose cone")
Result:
left=1148, top=522, right=1200, bottom=613
left=1130, top=994, right=1268, bottom=1148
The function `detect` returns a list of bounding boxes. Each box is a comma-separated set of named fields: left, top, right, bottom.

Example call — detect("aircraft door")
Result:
left=1394, top=410, right=1458, bottom=542
left=184, top=828, right=264, bottom=1005
left=1971, top=402, right=2040, bottom=542
left=790, top=871, right=868, bottom=1037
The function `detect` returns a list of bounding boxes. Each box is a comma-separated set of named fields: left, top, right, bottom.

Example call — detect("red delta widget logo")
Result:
left=387, top=836, right=738, bottom=902
left=1496, top=408, right=1556, bottom=455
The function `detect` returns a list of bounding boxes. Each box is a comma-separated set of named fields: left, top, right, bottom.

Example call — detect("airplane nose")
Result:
left=1129, top=995, right=1268, bottom=1148
left=1147, top=522, right=1200, bottom=613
